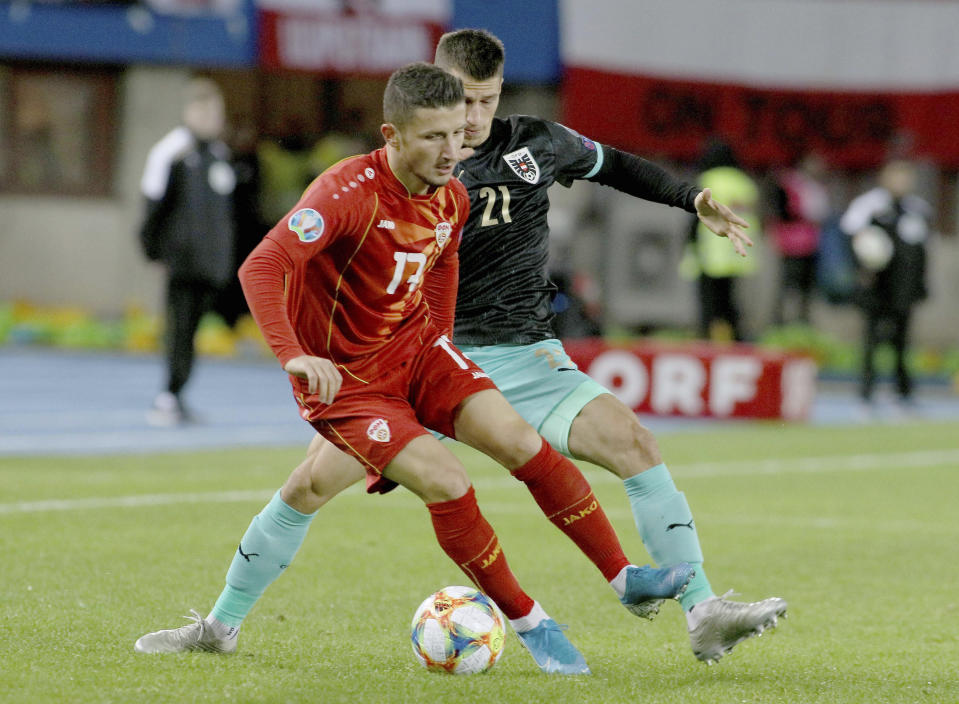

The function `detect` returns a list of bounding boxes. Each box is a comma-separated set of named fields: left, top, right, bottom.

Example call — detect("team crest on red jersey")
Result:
left=503, top=147, right=540, bottom=184
left=435, top=222, right=452, bottom=247
left=366, top=418, right=391, bottom=443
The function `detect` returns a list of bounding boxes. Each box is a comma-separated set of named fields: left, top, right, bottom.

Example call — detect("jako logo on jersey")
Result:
left=471, top=371, right=489, bottom=379
left=503, top=147, right=540, bottom=184
left=435, top=222, right=452, bottom=247
left=288, top=208, right=325, bottom=243
left=366, top=418, right=391, bottom=443
left=377, top=219, right=395, bottom=230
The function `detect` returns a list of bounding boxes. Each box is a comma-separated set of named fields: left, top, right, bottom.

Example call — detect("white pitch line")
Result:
left=1, top=448, right=957, bottom=516
left=0, top=489, right=275, bottom=515
left=671, top=447, right=959, bottom=478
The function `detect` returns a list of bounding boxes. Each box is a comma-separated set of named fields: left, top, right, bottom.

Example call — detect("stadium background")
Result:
left=0, top=0, right=957, bottom=393
left=0, top=0, right=959, bottom=446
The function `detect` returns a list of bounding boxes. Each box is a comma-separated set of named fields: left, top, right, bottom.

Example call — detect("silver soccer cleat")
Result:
left=688, top=591, right=787, bottom=664
left=134, top=609, right=238, bottom=654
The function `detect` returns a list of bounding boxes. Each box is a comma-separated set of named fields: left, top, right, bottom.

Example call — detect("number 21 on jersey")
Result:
left=479, top=185, right=512, bottom=226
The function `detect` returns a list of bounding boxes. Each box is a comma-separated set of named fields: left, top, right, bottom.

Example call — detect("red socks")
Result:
left=426, top=440, right=630, bottom=619
left=427, top=486, right=535, bottom=620
left=512, top=438, right=629, bottom=581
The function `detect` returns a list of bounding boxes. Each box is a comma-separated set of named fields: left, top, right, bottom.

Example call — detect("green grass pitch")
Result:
left=2, top=421, right=958, bottom=703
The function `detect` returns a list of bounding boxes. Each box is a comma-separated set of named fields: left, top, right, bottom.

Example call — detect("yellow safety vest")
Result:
left=688, top=166, right=761, bottom=278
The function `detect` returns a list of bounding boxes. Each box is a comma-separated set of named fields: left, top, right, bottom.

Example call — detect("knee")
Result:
left=417, top=465, right=472, bottom=504
left=282, top=450, right=358, bottom=513
left=456, top=408, right=543, bottom=469
left=281, top=464, right=322, bottom=513
left=628, top=421, right=662, bottom=468
left=482, top=419, right=544, bottom=470
left=575, top=407, right=662, bottom=476
left=606, top=417, right=661, bottom=471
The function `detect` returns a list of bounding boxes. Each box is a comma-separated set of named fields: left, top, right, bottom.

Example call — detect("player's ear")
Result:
left=381, top=123, right=401, bottom=150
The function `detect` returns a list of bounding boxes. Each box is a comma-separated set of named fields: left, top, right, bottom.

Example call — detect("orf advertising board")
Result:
left=563, top=339, right=817, bottom=421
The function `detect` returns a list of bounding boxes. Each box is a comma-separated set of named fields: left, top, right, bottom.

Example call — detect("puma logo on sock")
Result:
left=237, top=544, right=260, bottom=561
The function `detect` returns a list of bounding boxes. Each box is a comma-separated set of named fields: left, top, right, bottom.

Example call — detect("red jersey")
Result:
left=239, top=147, right=469, bottom=382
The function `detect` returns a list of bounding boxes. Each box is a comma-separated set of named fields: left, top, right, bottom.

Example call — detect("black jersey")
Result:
left=139, top=126, right=236, bottom=287
left=453, top=115, right=604, bottom=345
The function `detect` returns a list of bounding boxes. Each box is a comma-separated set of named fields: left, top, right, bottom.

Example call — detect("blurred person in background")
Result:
left=257, top=117, right=319, bottom=226
left=214, top=118, right=266, bottom=331
left=546, top=201, right=604, bottom=339
left=550, top=269, right=603, bottom=339
left=257, top=117, right=366, bottom=226
left=680, top=139, right=761, bottom=341
left=768, top=152, right=831, bottom=326
left=138, top=77, right=236, bottom=425
left=839, top=159, right=931, bottom=414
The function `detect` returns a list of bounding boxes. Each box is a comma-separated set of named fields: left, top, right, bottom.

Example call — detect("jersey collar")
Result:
left=373, top=147, right=443, bottom=201
left=466, top=117, right=507, bottom=162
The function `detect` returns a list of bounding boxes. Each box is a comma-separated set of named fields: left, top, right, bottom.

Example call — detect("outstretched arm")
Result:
left=588, top=147, right=700, bottom=211
left=587, top=146, right=752, bottom=256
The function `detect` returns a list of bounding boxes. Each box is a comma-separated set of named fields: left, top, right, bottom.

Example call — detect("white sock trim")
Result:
left=205, top=615, right=241, bottom=640
left=508, top=601, right=549, bottom=633
left=609, top=565, right=631, bottom=599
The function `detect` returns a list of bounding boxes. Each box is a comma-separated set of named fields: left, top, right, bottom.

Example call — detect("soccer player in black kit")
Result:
left=427, top=29, right=785, bottom=665
left=135, top=29, right=787, bottom=669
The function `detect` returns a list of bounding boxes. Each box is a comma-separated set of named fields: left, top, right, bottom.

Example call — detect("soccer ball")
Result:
left=853, top=225, right=894, bottom=271
left=410, top=586, right=506, bottom=674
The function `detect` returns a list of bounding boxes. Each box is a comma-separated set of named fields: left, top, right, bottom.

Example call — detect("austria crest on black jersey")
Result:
left=503, top=147, right=540, bottom=184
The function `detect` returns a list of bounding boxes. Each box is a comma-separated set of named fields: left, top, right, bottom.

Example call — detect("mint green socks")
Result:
left=623, top=464, right=713, bottom=611
left=210, top=491, right=316, bottom=627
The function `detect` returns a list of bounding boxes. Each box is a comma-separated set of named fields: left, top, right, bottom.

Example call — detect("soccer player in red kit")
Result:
left=133, top=63, right=692, bottom=675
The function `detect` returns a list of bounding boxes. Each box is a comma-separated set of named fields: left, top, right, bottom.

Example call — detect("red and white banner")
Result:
left=562, top=70, right=959, bottom=169
left=563, top=339, right=817, bottom=421
left=560, top=0, right=959, bottom=168
left=260, top=11, right=444, bottom=75
left=258, top=0, right=449, bottom=75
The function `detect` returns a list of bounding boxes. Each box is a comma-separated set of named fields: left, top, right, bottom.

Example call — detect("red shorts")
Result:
left=303, top=334, right=497, bottom=494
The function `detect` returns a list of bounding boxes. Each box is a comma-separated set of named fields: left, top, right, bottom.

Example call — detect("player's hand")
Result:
left=694, top=187, right=754, bottom=257
left=283, top=355, right=342, bottom=405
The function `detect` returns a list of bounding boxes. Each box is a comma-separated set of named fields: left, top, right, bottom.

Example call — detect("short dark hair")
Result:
left=383, top=62, right=464, bottom=127
left=434, top=29, right=505, bottom=81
